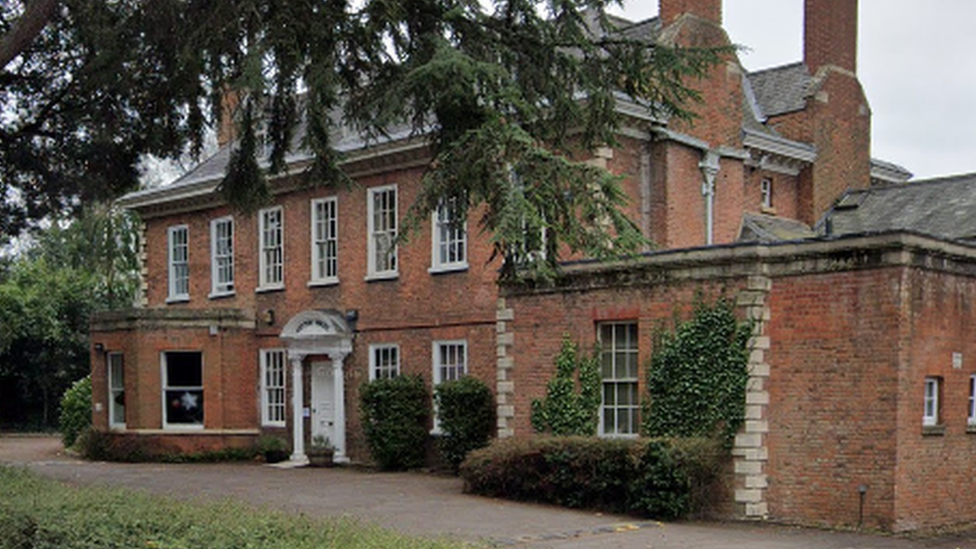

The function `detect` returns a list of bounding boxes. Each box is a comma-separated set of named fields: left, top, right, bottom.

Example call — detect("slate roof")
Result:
left=746, top=62, right=812, bottom=118
left=739, top=213, right=817, bottom=243
left=824, top=173, right=976, bottom=241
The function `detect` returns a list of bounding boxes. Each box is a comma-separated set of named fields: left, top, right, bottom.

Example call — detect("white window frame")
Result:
left=923, top=376, right=940, bottom=427
left=260, top=349, right=287, bottom=427
left=432, top=340, right=468, bottom=432
left=310, top=197, right=339, bottom=285
left=598, top=322, right=640, bottom=438
left=161, top=351, right=204, bottom=430
left=430, top=198, right=468, bottom=273
left=760, top=178, right=773, bottom=209
left=108, top=352, right=125, bottom=428
left=366, top=185, right=398, bottom=280
left=209, top=216, right=234, bottom=297
left=167, top=225, right=189, bottom=302
left=258, top=206, right=284, bottom=290
left=369, top=344, right=400, bottom=381
left=969, top=375, right=976, bottom=427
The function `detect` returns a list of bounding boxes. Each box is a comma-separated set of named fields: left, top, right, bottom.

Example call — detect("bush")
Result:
left=59, top=375, right=92, bottom=448
left=75, top=428, right=147, bottom=462
left=256, top=435, right=290, bottom=463
left=359, top=374, right=430, bottom=470
left=434, top=377, right=495, bottom=470
left=460, top=436, right=727, bottom=519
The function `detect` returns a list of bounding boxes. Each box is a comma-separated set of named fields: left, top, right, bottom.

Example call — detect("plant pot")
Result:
left=264, top=449, right=290, bottom=464
left=307, top=449, right=334, bottom=467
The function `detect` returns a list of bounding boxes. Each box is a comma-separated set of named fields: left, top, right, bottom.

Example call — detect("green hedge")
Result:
left=0, top=467, right=467, bottom=549
left=434, top=377, right=495, bottom=470
left=459, top=436, right=726, bottom=520
left=359, top=374, right=430, bottom=470
left=59, top=375, right=91, bottom=448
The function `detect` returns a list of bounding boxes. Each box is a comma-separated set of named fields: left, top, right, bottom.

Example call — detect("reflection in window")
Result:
left=163, top=351, right=204, bottom=427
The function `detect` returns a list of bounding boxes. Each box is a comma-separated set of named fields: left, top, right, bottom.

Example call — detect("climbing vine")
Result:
left=531, top=336, right=602, bottom=436
left=642, top=297, right=752, bottom=445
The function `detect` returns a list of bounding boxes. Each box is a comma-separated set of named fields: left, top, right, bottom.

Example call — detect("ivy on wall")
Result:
left=531, top=336, right=602, bottom=436
left=642, top=297, right=752, bottom=445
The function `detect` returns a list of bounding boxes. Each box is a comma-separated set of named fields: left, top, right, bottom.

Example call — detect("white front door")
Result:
left=310, top=361, right=335, bottom=445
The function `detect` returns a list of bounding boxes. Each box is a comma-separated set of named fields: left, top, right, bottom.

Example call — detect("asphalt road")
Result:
left=1, top=435, right=974, bottom=549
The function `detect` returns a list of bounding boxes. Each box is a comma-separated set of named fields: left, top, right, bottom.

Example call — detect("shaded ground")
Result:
left=1, top=435, right=974, bottom=549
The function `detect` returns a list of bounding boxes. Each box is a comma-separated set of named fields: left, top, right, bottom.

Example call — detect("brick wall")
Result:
left=501, top=235, right=976, bottom=531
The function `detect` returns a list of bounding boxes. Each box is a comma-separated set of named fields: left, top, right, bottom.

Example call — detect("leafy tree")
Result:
left=531, top=336, right=601, bottom=436
left=1, top=0, right=722, bottom=278
left=0, top=204, right=139, bottom=429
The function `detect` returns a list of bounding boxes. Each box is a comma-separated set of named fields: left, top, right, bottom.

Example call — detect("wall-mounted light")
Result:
left=94, top=342, right=105, bottom=353
left=261, top=309, right=275, bottom=325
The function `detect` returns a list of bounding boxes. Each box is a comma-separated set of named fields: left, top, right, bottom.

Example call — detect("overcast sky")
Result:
left=610, top=0, right=976, bottom=181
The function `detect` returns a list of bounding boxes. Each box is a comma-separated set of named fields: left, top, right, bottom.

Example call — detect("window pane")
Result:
left=165, top=390, right=204, bottom=425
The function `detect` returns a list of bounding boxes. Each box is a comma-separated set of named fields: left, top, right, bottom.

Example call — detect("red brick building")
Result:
left=92, top=0, right=976, bottom=532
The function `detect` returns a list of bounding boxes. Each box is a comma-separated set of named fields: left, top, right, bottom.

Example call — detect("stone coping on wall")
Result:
left=502, top=231, right=976, bottom=296
left=91, top=308, right=256, bottom=331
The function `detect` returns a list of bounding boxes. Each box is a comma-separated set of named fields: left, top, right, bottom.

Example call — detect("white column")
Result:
left=290, top=355, right=307, bottom=462
left=332, top=354, right=348, bottom=463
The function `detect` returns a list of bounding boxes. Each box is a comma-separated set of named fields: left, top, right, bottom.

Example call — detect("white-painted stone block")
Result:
left=745, top=475, right=769, bottom=489
left=745, top=502, right=769, bottom=517
left=497, top=381, right=514, bottom=394
left=497, top=333, right=514, bottom=346
left=745, top=420, right=769, bottom=434
left=749, top=336, right=770, bottom=350
left=496, top=308, right=515, bottom=322
left=746, top=391, right=770, bottom=405
left=734, top=433, right=763, bottom=448
left=735, top=489, right=763, bottom=504
left=743, top=448, right=769, bottom=461
left=744, top=404, right=764, bottom=420
left=748, top=363, right=771, bottom=377
left=734, top=460, right=763, bottom=475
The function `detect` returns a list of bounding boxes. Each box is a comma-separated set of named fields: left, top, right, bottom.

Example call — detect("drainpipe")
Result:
left=700, top=150, right=721, bottom=245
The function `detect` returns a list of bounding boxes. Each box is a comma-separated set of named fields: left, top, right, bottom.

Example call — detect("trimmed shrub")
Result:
left=59, top=375, right=92, bottom=448
left=75, top=428, right=147, bottom=462
left=434, top=377, right=495, bottom=470
left=359, top=374, right=430, bottom=470
left=460, top=436, right=727, bottom=519
left=627, top=440, right=689, bottom=520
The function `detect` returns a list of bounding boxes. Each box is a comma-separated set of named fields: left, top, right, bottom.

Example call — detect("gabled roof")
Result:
left=824, top=173, right=976, bottom=241
left=746, top=62, right=812, bottom=118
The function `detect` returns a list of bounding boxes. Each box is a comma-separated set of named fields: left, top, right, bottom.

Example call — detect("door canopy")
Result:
left=279, top=310, right=353, bottom=357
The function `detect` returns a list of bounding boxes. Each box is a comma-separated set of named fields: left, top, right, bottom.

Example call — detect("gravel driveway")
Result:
left=1, top=435, right=972, bottom=549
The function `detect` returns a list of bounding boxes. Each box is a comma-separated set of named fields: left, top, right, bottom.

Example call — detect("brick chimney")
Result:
left=804, top=0, right=858, bottom=74
left=659, top=0, right=722, bottom=26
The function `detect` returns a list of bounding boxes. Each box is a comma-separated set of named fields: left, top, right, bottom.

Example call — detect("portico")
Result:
left=279, top=310, right=353, bottom=464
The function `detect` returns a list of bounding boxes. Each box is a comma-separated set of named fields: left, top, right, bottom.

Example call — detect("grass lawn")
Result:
left=0, top=466, right=479, bottom=549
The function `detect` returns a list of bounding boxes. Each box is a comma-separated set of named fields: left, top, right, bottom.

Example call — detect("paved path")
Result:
left=1, top=435, right=973, bottom=549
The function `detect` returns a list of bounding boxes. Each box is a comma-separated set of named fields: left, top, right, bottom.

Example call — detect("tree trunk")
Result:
left=0, top=0, right=60, bottom=70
